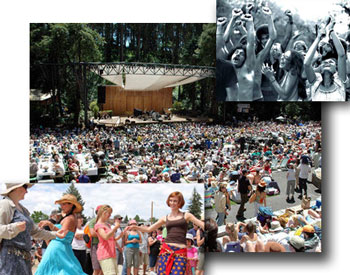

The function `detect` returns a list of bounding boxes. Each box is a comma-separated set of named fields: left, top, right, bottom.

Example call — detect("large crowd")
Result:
left=29, top=120, right=321, bottom=184
left=217, top=1, right=350, bottom=101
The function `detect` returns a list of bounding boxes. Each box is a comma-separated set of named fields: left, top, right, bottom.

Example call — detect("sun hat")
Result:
left=55, top=194, right=83, bottom=213
left=128, top=219, right=137, bottom=226
left=186, top=233, right=194, bottom=242
left=303, top=225, right=315, bottom=234
left=289, top=235, right=305, bottom=250
left=269, top=221, right=283, bottom=232
left=0, top=183, right=33, bottom=196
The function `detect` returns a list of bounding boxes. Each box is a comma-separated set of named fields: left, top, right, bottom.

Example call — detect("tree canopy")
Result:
left=30, top=23, right=216, bottom=127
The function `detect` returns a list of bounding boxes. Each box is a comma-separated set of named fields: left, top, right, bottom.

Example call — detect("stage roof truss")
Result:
left=87, top=62, right=215, bottom=78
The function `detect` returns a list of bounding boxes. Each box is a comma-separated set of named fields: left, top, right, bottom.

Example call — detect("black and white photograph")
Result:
left=216, top=0, right=350, bottom=101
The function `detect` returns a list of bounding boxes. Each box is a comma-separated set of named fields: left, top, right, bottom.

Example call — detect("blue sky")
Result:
left=1, top=184, right=203, bottom=221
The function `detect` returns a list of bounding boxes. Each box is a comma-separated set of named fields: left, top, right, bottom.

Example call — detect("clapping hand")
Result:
left=261, top=63, right=275, bottom=80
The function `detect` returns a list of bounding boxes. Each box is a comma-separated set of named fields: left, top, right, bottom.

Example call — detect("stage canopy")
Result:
left=88, top=62, right=215, bottom=91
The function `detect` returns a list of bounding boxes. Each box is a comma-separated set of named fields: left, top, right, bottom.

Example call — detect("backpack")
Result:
left=83, top=225, right=92, bottom=248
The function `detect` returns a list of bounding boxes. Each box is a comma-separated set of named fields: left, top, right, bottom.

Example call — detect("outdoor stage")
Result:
left=94, top=114, right=210, bottom=127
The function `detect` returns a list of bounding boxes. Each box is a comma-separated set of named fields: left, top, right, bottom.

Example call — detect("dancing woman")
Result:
left=35, top=194, right=86, bottom=275
left=129, top=191, right=204, bottom=275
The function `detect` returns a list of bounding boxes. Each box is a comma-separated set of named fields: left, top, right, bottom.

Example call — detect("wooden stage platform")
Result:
left=94, top=115, right=209, bottom=127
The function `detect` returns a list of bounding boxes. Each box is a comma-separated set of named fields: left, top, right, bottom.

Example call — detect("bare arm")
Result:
left=243, top=14, right=256, bottom=71
left=281, top=10, right=294, bottom=51
left=196, top=229, right=204, bottom=247
left=223, top=9, right=243, bottom=42
left=217, top=17, right=229, bottom=60
left=130, top=217, right=166, bottom=233
left=185, top=212, right=204, bottom=230
left=257, top=7, right=277, bottom=63
left=96, top=224, right=120, bottom=241
left=304, top=25, right=326, bottom=84
left=329, top=22, right=346, bottom=82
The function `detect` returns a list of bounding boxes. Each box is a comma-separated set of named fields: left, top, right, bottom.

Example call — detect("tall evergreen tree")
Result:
left=187, top=188, right=203, bottom=220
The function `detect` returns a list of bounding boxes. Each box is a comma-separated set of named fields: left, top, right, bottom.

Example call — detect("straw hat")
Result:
left=55, top=194, right=82, bottom=213
left=0, top=183, right=33, bottom=196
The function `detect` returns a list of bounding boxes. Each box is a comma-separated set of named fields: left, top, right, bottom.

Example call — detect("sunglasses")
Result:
left=22, top=184, right=28, bottom=190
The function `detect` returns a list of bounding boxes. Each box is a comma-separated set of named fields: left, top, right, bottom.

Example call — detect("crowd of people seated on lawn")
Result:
left=29, top=119, right=321, bottom=183
left=211, top=198, right=322, bottom=253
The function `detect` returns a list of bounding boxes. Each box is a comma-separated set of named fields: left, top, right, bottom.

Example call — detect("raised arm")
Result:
left=257, top=7, right=277, bottom=63
left=217, top=17, right=229, bottom=60
left=328, top=18, right=347, bottom=82
left=223, top=9, right=244, bottom=42
left=304, top=24, right=326, bottom=84
left=185, top=212, right=204, bottom=230
left=130, top=216, right=166, bottom=234
left=242, top=14, right=256, bottom=71
left=281, top=10, right=294, bottom=51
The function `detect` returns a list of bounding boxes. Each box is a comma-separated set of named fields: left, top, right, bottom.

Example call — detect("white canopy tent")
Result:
left=89, top=62, right=214, bottom=90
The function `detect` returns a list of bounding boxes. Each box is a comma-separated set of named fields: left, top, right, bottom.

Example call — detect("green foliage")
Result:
left=89, top=100, right=99, bottom=118
left=123, top=215, right=129, bottom=224
left=187, top=188, right=203, bottom=220
left=30, top=23, right=216, bottom=126
left=31, top=211, right=49, bottom=223
left=172, top=101, right=185, bottom=113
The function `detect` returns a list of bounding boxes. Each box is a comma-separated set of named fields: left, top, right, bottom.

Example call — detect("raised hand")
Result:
left=261, top=63, right=275, bottom=80
left=285, top=10, right=292, bottom=19
left=261, top=6, right=272, bottom=16
left=241, top=14, right=253, bottom=22
left=16, top=221, right=26, bottom=232
left=232, top=8, right=243, bottom=19
left=246, top=3, right=254, bottom=14
left=217, top=17, right=228, bottom=26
